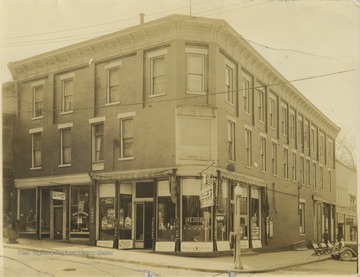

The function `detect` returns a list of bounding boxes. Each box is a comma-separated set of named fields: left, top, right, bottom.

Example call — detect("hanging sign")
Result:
left=200, top=174, right=214, bottom=208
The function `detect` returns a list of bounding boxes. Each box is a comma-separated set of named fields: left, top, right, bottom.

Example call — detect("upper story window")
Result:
left=186, top=46, right=208, bottom=95
left=269, top=93, right=277, bottom=130
left=32, top=80, right=45, bottom=119
left=245, top=128, right=252, bottom=167
left=312, top=161, right=317, bottom=188
left=320, top=165, right=324, bottom=190
left=310, top=126, right=316, bottom=154
left=146, top=48, right=167, bottom=97
left=89, top=117, right=105, bottom=171
left=105, top=61, right=122, bottom=105
left=281, top=102, right=288, bottom=137
left=271, top=140, right=277, bottom=175
left=283, top=147, right=289, bottom=179
left=304, top=119, right=310, bottom=151
left=328, top=169, right=332, bottom=192
left=328, top=138, right=334, bottom=166
left=225, top=62, right=235, bottom=105
left=242, top=71, right=253, bottom=115
left=118, top=112, right=135, bottom=160
left=60, top=73, right=74, bottom=113
left=58, top=123, right=73, bottom=167
left=298, top=114, right=304, bottom=147
left=260, top=136, right=266, bottom=172
left=289, top=109, right=296, bottom=141
left=257, top=85, right=265, bottom=123
left=227, top=119, right=236, bottom=162
left=29, top=127, right=43, bottom=169
left=305, top=158, right=310, bottom=186
left=319, top=132, right=325, bottom=158
left=291, top=151, right=297, bottom=183
left=299, top=156, right=304, bottom=184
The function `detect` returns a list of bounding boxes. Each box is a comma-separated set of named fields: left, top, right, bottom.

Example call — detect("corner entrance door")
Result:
left=54, top=207, right=63, bottom=239
left=135, top=202, right=153, bottom=249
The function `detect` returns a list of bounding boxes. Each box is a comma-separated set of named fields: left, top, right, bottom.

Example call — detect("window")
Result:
left=245, top=129, right=252, bottom=167
left=269, top=94, right=277, bottom=130
left=260, top=136, right=266, bottom=172
left=93, top=124, right=104, bottom=162
left=320, top=166, right=324, bottom=190
left=151, top=56, right=165, bottom=96
left=61, top=78, right=73, bottom=112
left=242, top=71, right=253, bottom=114
left=258, top=86, right=265, bottom=123
left=298, top=114, right=303, bottom=147
left=182, top=178, right=212, bottom=242
left=19, top=189, right=37, bottom=233
left=70, top=186, right=90, bottom=234
left=328, top=170, right=332, bottom=192
left=186, top=47, right=208, bottom=94
left=32, top=133, right=42, bottom=168
left=310, top=127, right=315, bottom=153
left=33, top=85, right=44, bottom=118
left=283, top=148, right=288, bottom=179
left=60, top=128, right=72, bottom=165
left=225, top=65, right=234, bottom=104
left=328, top=138, right=334, bottom=166
left=106, top=61, right=122, bottom=104
left=299, top=156, right=304, bottom=184
left=312, top=162, right=317, bottom=188
left=281, top=103, right=288, bottom=137
left=319, top=132, right=325, bottom=158
left=299, top=202, right=305, bottom=234
left=120, top=116, right=134, bottom=159
left=271, top=141, right=277, bottom=175
left=289, top=110, right=295, bottom=141
left=304, top=120, right=309, bottom=151
left=228, top=120, right=235, bottom=161
left=292, top=152, right=296, bottom=182
left=305, top=159, right=310, bottom=186
left=157, top=180, right=175, bottom=241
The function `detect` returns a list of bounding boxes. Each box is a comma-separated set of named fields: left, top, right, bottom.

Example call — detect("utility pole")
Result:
left=234, top=183, right=244, bottom=270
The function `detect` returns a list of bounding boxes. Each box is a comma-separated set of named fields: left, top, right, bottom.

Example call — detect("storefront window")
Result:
left=182, top=179, right=212, bottom=242
left=70, top=186, right=89, bottom=233
left=216, top=180, right=228, bottom=241
left=157, top=180, right=176, bottom=241
left=99, top=183, right=115, bottom=240
left=19, top=189, right=37, bottom=233
left=250, top=188, right=260, bottom=240
left=239, top=186, right=248, bottom=240
left=119, top=183, right=132, bottom=240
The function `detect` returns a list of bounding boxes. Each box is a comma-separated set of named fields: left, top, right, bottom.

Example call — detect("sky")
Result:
left=1, top=0, right=359, bottom=148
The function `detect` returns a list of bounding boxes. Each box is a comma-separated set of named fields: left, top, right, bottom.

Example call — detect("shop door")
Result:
left=54, top=207, right=63, bottom=239
left=135, top=202, right=153, bottom=249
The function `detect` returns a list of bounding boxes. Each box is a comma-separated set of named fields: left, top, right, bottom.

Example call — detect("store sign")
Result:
left=181, top=242, right=213, bottom=252
left=200, top=174, right=214, bottom=208
left=217, top=241, right=230, bottom=251
left=118, top=240, right=133, bottom=249
left=52, top=191, right=66, bottom=201
left=96, top=240, right=113, bottom=248
left=155, top=242, right=175, bottom=252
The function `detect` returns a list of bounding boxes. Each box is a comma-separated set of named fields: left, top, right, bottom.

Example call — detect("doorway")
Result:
left=135, top=202, right=153, bottom=249
left=54, top=207, right=63, bottom=239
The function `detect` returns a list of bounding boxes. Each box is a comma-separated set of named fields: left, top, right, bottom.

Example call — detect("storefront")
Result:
left=94, top=168, right=267, bottom=253
left=15, top=174, right=91, bottom=241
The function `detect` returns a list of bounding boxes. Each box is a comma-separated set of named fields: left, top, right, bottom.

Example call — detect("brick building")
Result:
left=7, top=14, right=340, bottom=252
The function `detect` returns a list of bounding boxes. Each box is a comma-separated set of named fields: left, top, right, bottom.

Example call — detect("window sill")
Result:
left=105, top=101, right=120, bottom=107
left=225, top=101, right=234, bottom=106
left=61, top=111, right=73, bottom=115
left=260, top=170, right=267, bottom=174
left=30, top=167, right=42, bottom=170
left=149, top=93, right=166, bottom=98
left=32, top=116, right=44, bottom=120
left=258, top=120, right=265, bottom=125
left=300, top=233, right=306, bottom=237
left=118, top=157, right=134, bottom=161
left=272, top=174, right=278, bottom=177
left=59, top=164, right=72, bottom=168
left=245, top=165, right=253, bottom=170
left=186, top=91, right=207, bottom=95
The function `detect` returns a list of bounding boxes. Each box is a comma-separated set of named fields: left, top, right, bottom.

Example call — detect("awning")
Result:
left=93, top=167, right=175, bottom=181
left=15, top=173, right=91, bottom=188
left=312, top=195, right=336, bottom=205
left=216, top=168, right=266, bottom=187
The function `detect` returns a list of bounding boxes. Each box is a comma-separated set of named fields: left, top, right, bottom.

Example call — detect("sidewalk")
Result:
left=2, top=238, right=331, bottom=273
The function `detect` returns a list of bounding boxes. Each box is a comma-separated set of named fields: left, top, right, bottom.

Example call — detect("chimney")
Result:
left=139, top=13, right=145, bottom=24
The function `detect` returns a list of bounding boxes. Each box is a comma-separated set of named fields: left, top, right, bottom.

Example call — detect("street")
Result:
left=1, top=247, right=358, bottom=276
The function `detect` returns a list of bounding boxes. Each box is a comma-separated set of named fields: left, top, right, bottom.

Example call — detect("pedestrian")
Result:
left=323, top=229, right=329, bottom=244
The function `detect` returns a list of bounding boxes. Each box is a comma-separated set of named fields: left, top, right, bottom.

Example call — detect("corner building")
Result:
left=9, top=15, right=340, bottom=253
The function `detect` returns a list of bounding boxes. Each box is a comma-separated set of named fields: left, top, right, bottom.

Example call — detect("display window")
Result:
left=19, top=189, right=37, bottom=233
left=119, top=183, right=132, bottom=240
left=99, top=183, right=115, bottom=240
left=182, top=178, right=212, bottom=242
left=40, top=189, right=50, bottom=235
left=70, top=186, right=90, bottom=234
left=157, top=180, right=176, bottom=241
left=216, top=180, right=228, bottom=241
left=250, top=187, right=260, bottom=240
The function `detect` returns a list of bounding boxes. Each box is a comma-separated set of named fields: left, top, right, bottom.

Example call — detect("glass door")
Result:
left=135, top=202, right=153, bottom=249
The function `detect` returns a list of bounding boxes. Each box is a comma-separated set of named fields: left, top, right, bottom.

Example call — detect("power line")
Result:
left=10, top=68, right=354, bottom=113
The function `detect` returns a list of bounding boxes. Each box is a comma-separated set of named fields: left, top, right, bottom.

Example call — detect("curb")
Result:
left=3, top=243, right=331, bottom=274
